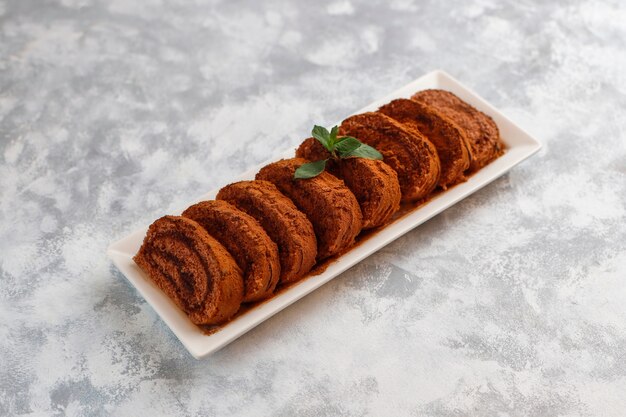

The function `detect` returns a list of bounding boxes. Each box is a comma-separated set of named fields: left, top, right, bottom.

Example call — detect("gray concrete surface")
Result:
left=1, top=0, right=625, bottom=415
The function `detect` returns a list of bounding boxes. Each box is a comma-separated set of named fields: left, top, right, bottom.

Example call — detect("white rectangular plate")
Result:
left=107, top=70, right=541, bottom=359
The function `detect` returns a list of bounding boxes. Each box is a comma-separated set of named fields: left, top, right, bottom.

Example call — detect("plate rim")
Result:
left=107, top=69, right=542, bottom=359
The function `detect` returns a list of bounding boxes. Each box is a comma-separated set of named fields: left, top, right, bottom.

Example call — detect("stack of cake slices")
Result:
left=133, top=89, right=505, bottom=326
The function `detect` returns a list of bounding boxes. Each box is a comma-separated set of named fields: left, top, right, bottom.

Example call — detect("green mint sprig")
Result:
left=294, top=125, right=383, bottom=179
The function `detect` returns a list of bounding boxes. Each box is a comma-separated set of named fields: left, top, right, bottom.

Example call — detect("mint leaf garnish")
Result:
left=294, top=159, right=327, bottom=179
left=312, top=125, right=332, bottom=151
left=343, top=143, right=383, bottom=160
left=329, top=126, right=339, bottom=147
left=295, top=125, right=384, bottom=179
left=335, top=136, right=362, bottom=156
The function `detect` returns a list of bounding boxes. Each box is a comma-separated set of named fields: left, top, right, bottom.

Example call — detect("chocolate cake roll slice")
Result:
left=256, top=158, right=363, bottom=260
left=296, top=138, right=401, bottom=229
left=134, top=215, right=244, bottom=325
left=182, top=200, right=280, bottom=302
left=411, top=89, right=503, bottom=170
left=340, top=112, right=440, bottom=202
left=217, top=180, right=317, bottom=284
left=378, top=98, right=471, bottom=188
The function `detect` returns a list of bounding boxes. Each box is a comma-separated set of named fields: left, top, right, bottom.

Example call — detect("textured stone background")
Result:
left=1, top=0, right=626, bottom=415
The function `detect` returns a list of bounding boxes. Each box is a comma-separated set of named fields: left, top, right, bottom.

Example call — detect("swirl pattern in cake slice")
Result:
left=182, top=200, right=280, bottom=302
left=296, top=138, right=401, bottom=229
left=379, top=98, right=471, bottom=188
left=411, top=89, right=503, bottom=171
left=133, top=215, right=244, bottom=325
left=217, top=180, right=317, bottom=283
left=340, top=112, right=440, bottom=202
left=256, top=158, right=363, bottom=260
